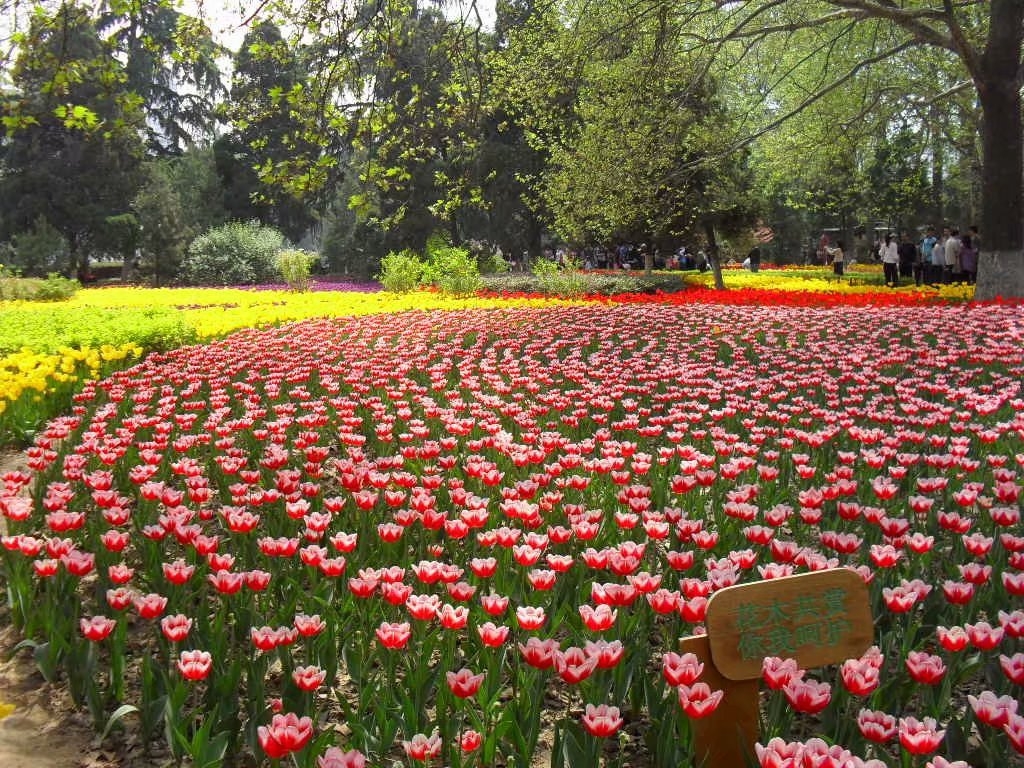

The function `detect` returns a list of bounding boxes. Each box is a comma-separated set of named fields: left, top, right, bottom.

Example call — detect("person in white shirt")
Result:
left=880, top=233, right=900, bottom=287
left=944, top=228, right=962, bottom=283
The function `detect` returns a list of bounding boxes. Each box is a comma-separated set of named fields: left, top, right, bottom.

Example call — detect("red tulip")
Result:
left=317, top=747, right=366, bottom=768
left=899, top=716, right=945, bottom=755
left=905, top=651, right=946, bottom=685
left=80, top=615, right=116, bottom=641
left=402, top=731, right=441, bottom=761
left=375, top=621, right=412, bottom=650
left=160, top=614, right=193, bottom=642
left=677, top=682, right=725, bottom=718
left=477, top=621, right=509, bottom=647
left=177, top=649, right=213, bottom=681
left=460, top=729, right=482, bottom=753
left=581, top=703, right=623, bottom=737
left=663, top=652, right=703, bottom=686
left=857, top=708, right=896, bottom=743
left=292, top=665, right=327, bottom=692
left=446, top=667, right=485, bottom=698
left=258, top=712, right=313, bottom=758
left=133, top=593, right=167, bottom=619
left=519, top=637, right=560, bottom=670
left=783, top=678, right=831, bottom=715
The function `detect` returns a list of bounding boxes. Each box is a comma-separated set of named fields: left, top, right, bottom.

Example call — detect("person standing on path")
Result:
left=898, top=233, right=918, bottom=283
left=959, top=233, right=978, bottom=285
left=826, top=241, right=845, bottom=277
left=944, top=228, right=962, bottom=283
left=880, top=233, right=900, bottom=287
left=931, top=230, right=947, bottom=286
left=920, top=228, right=937, bottom=286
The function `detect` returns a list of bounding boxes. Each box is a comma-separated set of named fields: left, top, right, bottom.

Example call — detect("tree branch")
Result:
left=825, top=0, right=955, bottom=51
left=941, top=0, right=981, bottom=78
left=672, top=38, right=919, bottom=175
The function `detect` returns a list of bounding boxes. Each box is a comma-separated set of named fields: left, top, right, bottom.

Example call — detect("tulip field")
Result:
left=1, top=281, right=1023, bottom=768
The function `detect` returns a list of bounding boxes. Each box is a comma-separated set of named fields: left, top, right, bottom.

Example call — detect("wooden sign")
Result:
left=704, top=569, right=873, bottom=680
left=681, top=569, right=873, bottom=767
left=679, top=634, right=760, bottom=768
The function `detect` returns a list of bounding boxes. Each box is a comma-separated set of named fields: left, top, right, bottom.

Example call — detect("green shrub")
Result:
left=377, top=250, right=426, bottom=293
left=276, top=249, right=318, bottom=291
left=10, top=217, right=71, bottom=276
left=531, top=258, right=589, bottom=298
left=32, top=273, right=81, bottom=301
left=0, top=271, right=80, bottom=301
left=181, top=221, right=285, bottom=286
left=426, top=245, right=483, bottom=296
left=477, top=250, right=511, bottom=275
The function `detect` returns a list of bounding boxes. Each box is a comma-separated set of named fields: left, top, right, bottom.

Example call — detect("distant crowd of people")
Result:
left=812, top=226, right=980, bottom=287
left=876, top=226, right=980, bottom=287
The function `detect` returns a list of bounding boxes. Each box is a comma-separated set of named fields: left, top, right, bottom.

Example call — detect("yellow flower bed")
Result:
left=27, top=287, right=588, bottom=338
left=684, top=268, right=976, bottom=300
left=0, top=345, right=141, bottom=417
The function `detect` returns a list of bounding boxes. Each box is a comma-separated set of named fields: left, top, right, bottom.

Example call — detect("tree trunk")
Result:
left=974, top=0, right=1024, bottom=301
left=703, top=221, right=726, bottom=290
left=931, top=105, right=944, bottom=226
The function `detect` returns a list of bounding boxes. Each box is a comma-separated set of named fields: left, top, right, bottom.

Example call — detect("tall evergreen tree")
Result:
left=0, top=2, right=146, bottom=276
left=98, top=0, right=225, bottom=154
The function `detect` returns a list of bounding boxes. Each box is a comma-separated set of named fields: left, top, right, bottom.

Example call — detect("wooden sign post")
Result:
left=681, top=569, right=873, bottom=767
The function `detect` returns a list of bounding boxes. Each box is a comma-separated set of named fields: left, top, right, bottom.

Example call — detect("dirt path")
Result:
left=0, top=449, right=119, bottom=768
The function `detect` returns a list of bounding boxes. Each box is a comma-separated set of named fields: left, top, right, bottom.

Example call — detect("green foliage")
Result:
left=132, top=161, right=190, bottom=284
left=217, top=22, right=324, bottom=241
left=181, top=221, right=285, bottom=286
left=496, top=1, right=757, bottom=246
left=482, top=271, right=683, bottom=296
left=100, top=213, right=140, bottom=257
left=32, top=274, right=82, bottom=301
left=424, top=245, right=483, bottom=296
left=477, top=249, right=511, bottom=275
left=165, top=149, right=229, bottom=236
left=0, top=306, right=196, bottom=354
left=98, top=0, right=225, bottom=154
left=276, top=249, right=318, bottom=291
left=9, top=217, right=70, bottom=276
left=377, top=250, right=426, bottom=293
left=531, top=258, right=588, bottom=298
left=0, top=273, right=78, bottom=302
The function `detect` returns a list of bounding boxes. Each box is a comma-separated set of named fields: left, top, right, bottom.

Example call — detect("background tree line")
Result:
left=0, top=0, right=1017, bottom=296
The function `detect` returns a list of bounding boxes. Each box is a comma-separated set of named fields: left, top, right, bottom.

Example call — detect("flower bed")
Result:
left=2, top=302, right=1022, bottom=767
left=0, top=289, right=585, bottom=446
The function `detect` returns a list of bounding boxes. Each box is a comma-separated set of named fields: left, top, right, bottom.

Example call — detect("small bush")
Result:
left=277, top=249, right=318, bottom=291
left=0, top=270, right=80, bottom=302
left=182, top=221, right=285, bottom=286
left=477, top=250, right=511, bottom=275
left=531, top=258, right=589, bottom=298
left=377, top=250, right=426, bottom=293
left=426, top=245, right=483, bottom=297
left=32, top=273, right=81, bottom=301
left=10, top=217, right=71, bottom=276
